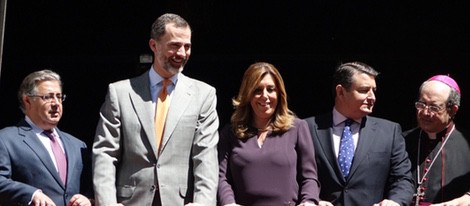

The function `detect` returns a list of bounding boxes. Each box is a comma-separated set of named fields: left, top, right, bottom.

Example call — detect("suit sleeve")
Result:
left=386, top=123, right=414, bottom=205
left=92, top=83, right=122, bottom=205
left=0, top=132, right=38, bottom=205
left=191, top=87, right=219, bottom=205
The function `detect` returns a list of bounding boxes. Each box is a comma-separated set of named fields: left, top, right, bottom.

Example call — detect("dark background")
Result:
left=1, top=1, right=470, bottom=147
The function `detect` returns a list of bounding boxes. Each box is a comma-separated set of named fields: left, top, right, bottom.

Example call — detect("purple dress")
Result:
left=218, top=118, right=320, bottom=206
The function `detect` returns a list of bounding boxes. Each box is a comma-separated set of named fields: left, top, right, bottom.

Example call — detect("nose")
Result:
left=50, top=95, right=65, bottom=105
left=49, top=96, right=60, bottom=104
left=261, top=89, right=269, bottom=99
left=176, top=45, right=187, bottom=57
left=367, top=90, right=376, bottom=100
left=420, top=107, right=433, bottom=116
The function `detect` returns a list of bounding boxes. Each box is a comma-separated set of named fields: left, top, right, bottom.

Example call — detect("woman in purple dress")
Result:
left=218, top=62, right=320, bottom=206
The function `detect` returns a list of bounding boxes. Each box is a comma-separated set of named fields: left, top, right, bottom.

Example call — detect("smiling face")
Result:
left=336, top=72, right=377, bottom=119
left=250, top=74, right=278, bottom=127
left=150, top=22, right=192, bottom=78
left=417, top=80, right=457, bottom=133
left=23, top=80, right=63, bottom=130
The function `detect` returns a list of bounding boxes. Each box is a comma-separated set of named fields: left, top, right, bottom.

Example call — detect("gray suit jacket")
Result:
left=305, top=114, right=414, bottom=206
left=92, top=71, right=219, bottom=206
left=0, top=119, right=89, bottom=206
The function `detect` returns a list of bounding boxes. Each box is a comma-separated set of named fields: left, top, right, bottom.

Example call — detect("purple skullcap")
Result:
left=428, top=74, right=461, bottom=95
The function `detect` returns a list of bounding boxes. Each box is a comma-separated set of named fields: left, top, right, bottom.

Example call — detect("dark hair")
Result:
left=150, top=13, right=191, bottom=41
left=332, top=61, right=379, bottom=95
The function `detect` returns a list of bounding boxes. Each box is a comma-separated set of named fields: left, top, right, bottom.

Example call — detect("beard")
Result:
left=162, top=60, right=185, bottom=75
left=156, top=51, right=187, bottom=76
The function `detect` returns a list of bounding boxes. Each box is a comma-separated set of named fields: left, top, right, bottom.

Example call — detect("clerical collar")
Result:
left=415, top=123, right=455, bottom=204
left=424, top=122, right=455, bottom=140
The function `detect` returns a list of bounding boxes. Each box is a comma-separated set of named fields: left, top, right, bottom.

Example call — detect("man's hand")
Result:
left=32, top=191, right=56, bottom=206
left=373, top=199, right=400, bottom=206
left=68, top=194, right=92, bottom=206
left=317, top=200, right=334, bottom=206
left=185, top=203, right=204, bottom=206
left=298, top=201, right=317, bottom=206
left=431, top=193, right=470, bottom=206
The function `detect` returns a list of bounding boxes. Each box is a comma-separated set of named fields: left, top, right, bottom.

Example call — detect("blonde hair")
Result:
left=231, top=62, right=295, bottom=139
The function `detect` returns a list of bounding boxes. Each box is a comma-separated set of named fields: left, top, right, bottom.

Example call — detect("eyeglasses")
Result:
left=28, top=94, right=66, bottom=102
left=415, top=101, right=445, bottom=114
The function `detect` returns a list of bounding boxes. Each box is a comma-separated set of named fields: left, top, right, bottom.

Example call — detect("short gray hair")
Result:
left=18, top=69, right=62, bottom=113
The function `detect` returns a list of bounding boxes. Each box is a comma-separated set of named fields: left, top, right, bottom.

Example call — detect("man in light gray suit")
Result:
left=92, top=13, right=219, bottom=206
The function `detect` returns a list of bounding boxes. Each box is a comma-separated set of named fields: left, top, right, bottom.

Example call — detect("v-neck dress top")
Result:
left=217, top=118, right=320, bottom=206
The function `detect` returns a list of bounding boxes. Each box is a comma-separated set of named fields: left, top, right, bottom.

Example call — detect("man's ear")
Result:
left=149, top=39, right=158, bottom=52
left=22, top=95, right=31, bottom=109
left=336, top=84, right=344, bottom=97
left=449, top=104, right=459, bottom=117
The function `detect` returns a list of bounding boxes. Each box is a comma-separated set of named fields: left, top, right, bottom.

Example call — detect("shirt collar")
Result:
left=332, top=107, right=361, bottom=126
left=149, top=66, right=178, bottom=87
left=25, top=116, right=56, bottom=134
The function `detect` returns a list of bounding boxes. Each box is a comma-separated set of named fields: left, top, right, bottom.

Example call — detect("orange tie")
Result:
left=155, top=79, right=170, bottom=154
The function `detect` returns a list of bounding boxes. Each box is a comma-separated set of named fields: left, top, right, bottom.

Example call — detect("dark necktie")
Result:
left=43, top=130, right=67, bottom=184
left=338, top=119, right=354, bottom=178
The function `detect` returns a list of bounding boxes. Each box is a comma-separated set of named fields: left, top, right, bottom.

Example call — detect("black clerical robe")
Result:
left=404, top=126, right=470, bottom=203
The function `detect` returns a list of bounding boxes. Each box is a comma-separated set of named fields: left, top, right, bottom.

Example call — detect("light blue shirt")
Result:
left=149, top=66, right=178, bottom=103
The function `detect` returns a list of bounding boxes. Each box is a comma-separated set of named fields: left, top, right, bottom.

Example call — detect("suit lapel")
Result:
left=18, top=121, right=65, bottom=188
left=160, top=74, right=193, bottom=153
left=349, top=116, right=376, bottom=178
left=128, top=72, right=159, bottom=156
left=316, top=114, right=346, bottom=182
left=56, top=129, right=75, bottom=187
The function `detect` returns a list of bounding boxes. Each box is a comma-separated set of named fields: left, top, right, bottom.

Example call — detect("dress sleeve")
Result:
left=217, top=125, right=237, bottom=205
left=296, top=119, right=320, bottom=204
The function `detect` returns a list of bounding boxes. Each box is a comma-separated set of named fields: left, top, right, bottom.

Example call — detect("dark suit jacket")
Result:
left=305, top=113, right=414, bottom=206
left=0, top=119, right=90, bottom=206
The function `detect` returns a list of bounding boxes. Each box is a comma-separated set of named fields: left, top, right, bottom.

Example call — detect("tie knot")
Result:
left=161, top=79, right=170, bottom=87
left=344, top=119, right=354, bottom=127
left=43, top=130, right=55, bottom=140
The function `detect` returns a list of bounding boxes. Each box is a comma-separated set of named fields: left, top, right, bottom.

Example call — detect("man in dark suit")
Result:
left=92, top=13, right=219, bottom=206
left=0, top=70, right=92, bottom=206
left=305, top=62, right=414, bottom=206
